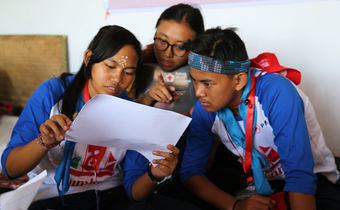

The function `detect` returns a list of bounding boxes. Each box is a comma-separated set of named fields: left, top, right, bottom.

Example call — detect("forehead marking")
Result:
left=118, top=56, right=128, bottom=68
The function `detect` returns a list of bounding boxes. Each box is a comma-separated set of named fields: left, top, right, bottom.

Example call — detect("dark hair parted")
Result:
left=60, top=25, right=142, bottom=120
left=183, top=27, right=248, bottom=62
left=156, top=3, right=204, bottom=36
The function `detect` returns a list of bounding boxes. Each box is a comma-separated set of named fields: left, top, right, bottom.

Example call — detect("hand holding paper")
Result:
left=64, top=94, right=191, bottom=165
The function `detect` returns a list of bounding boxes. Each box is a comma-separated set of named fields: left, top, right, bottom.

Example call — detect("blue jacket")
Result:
left=180, top=72, right=317, bottom=195
left=1, top=75, right=149, bottom=202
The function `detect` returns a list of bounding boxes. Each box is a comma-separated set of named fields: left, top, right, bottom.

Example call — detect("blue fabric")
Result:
left=216, top=69, right=272, bottom=196
left=188, top=52, right=250, bottom=75
left=123, top=150, right=150, bottom=204
left=54, top=140, right=76, bottom=204
left=257, top=74, right=316, bottom=194
left=1, top=76, right=75, bottom=179
left=179, top=103, right=217, bottom=182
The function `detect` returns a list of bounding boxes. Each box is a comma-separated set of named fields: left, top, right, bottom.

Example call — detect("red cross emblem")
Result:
left=165, top=73, right=174, bottom=82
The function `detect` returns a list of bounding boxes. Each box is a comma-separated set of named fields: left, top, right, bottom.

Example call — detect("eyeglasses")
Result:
left=153, top=37, right=187, bottom=57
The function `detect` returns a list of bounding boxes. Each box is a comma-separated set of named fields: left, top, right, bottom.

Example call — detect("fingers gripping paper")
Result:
left=64, top=94, right=191, bottom=165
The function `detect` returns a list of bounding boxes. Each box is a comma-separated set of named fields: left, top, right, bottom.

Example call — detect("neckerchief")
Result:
left=54, top=80, right=128, bottom=205
left=217, top=69, right=272, bottom=196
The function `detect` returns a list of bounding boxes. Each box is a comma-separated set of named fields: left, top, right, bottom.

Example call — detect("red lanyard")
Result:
left=226, top=71, right=263, bottom=184
left=243, top=71, right=256, bottom=183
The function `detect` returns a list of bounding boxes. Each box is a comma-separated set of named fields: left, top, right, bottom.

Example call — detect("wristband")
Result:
left=232, top=199, right=240, bottom=210
left=36, top=133, right=60, bottom=150
left=147, top=162, right=164, bottom=183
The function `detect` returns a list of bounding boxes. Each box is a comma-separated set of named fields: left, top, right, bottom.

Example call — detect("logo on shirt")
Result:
left=259, top=146, right=284, bottom=179
left=165, top=73, right=175, bottom=83
left=255, top=120, right=269, bottom=134
left=51, top=146, right=117, bottom=186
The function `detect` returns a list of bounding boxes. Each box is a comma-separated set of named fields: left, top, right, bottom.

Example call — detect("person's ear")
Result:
left=84, top=50, right=92, bottom=66
left=235, top=72, right=248, bottom=91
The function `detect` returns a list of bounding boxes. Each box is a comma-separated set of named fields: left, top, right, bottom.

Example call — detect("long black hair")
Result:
left=183, top=27, right=248, bottom=62
left=60, top=25, right=142, bottom=120
left=156, top=3, right=205, bottom=36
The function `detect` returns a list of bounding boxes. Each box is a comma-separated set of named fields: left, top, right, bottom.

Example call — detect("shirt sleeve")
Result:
left=180, top=101, right=217, bottom=183
left=258, top=73, right=317, bottom=194
left=122, top=149, right=149, bottom=204
left=1, top=77, right=70, bottom=180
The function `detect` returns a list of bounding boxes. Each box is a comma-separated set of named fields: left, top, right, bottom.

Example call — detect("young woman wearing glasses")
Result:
left=134, top=3, right=204, bottom=108
left=131, top=4, right=206, bottom=199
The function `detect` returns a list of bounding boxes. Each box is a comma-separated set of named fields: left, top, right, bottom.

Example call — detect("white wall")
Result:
left=0, top=0, right=339, bottom=156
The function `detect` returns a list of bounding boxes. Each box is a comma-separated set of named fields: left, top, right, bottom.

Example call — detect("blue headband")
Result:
left=188, top=51, right=250, bottom=74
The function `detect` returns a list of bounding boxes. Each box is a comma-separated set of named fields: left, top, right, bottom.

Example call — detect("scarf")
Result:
left=217, top=69, right=272, bottom=196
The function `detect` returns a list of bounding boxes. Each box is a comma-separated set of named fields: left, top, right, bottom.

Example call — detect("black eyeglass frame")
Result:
left=153, top=37, right=187, bottom=57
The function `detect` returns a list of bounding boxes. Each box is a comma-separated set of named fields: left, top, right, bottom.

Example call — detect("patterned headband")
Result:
left=188, top=51, right=250, bottom=74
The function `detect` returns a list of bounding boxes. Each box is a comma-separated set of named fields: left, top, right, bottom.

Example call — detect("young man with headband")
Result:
left=179, top=27, right=340, bottom=210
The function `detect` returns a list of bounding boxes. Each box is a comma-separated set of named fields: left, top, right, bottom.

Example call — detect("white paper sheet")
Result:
left=0, top=170, right=47, bottom=210
left=64, top=94, right=191, bottom=165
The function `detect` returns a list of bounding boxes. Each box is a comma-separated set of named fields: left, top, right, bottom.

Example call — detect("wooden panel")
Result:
left=0, top=35, right=68, bottom=109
